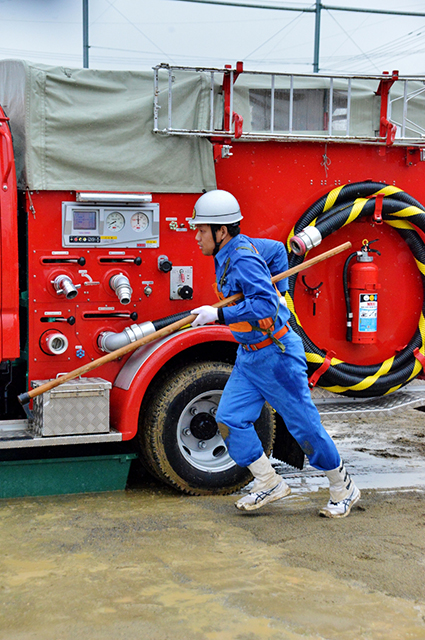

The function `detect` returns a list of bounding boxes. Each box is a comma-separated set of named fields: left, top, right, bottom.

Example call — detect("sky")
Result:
left=0, top=0, right=424, bottom=76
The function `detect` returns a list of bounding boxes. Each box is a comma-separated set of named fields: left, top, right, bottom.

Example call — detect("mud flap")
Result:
left=273, top=413, right=305, bottom=470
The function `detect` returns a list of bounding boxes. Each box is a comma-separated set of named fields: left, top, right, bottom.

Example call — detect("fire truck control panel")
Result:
left=62, top=201, right=160, bottom=248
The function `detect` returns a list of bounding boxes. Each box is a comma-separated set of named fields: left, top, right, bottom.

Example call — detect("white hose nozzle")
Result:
left=40, top=330, right=69, bottom=355
left=289, top=226, right=322, bottom=256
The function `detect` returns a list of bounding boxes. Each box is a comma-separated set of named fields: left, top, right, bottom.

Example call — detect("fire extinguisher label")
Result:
left=358, top=293, right=378, bottom=332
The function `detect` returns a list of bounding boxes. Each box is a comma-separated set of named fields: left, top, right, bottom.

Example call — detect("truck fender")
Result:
left=110, top=325, right=235, bottom=440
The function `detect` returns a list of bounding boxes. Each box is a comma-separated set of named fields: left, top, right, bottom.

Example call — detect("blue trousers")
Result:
left=216, top=328, right=341, bottom=470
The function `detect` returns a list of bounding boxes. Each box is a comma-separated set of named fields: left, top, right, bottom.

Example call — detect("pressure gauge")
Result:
left=130, top=211, right=149, bottom=232
left=106, top=211, right=125, bottom=231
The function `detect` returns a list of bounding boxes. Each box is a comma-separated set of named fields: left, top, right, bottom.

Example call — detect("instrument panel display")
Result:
left=73, top=210, right=97, bottom=231
left=62, top=202, right=160, bottom=248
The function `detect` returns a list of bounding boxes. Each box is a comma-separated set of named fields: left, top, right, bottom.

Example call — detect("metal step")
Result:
left=312, top=380, right=425, bottom=417
left=0, top=419, right=122, bottom=449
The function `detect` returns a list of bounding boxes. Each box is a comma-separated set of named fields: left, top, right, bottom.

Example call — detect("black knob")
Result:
left=159, top=258, right=173, bottom=273
left=78, top=257, right=86, bottom=266
left=130, top=312, right=138, bottom=321
left=67, top=316, right=76, bottom=325
left=178, top=285, right=193, bottom=300
left=134, top=257, right=142, bottom=266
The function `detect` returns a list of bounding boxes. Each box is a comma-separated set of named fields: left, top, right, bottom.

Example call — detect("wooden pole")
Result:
left=18, top=241, right=351, bottom=405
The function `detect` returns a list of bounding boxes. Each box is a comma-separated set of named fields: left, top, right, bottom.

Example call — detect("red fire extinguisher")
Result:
left=343, top=239, right=381, bottom=344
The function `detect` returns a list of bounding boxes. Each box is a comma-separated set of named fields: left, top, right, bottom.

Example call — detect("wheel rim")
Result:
left=177, top=389, right=235, bottom=473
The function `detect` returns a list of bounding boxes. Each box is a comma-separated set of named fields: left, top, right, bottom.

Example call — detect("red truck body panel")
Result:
left=0, top=109, right=20, bottom=360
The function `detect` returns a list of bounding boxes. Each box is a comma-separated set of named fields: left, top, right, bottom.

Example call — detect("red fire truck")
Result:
left=0, top=60, right=424, bottom=495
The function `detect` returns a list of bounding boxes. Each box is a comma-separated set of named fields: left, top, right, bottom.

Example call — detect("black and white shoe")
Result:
left=235, top=479, right=291, bottom=511
left=319, top=484, right=361, bottom=518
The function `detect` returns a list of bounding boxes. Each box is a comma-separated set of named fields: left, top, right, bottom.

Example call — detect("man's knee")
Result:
left=217, top=421, right=263, bottom=467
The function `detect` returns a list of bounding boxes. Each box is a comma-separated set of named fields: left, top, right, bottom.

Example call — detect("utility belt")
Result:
left=213, top=282, right=280, bottom=335
left=213, top=280, right=288, bottom=353
left=241, top=323, right=289, bottom=352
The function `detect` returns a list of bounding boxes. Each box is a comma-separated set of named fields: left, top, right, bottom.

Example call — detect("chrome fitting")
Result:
left=109, top=273, right=133, bottom=305
left=123, top=321, right=155, bottom=343
left=97, top=321, right=156, bottom=353
left=289, top=226, right=322, bottom=256
left=52, top=275, right=80, bottom=300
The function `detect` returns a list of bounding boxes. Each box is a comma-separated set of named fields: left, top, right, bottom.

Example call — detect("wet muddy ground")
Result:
left=0, top=407, right=424, bottom=640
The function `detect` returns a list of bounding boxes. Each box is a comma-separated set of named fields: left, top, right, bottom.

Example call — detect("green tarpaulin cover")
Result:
left=0, top=60, right=217, bottom=193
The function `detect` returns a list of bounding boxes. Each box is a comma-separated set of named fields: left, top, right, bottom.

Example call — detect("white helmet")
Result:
left=192, top=190, right=243, bottom=225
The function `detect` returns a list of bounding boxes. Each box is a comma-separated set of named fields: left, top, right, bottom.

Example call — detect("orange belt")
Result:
left=241, top=324, right=289, bottom=352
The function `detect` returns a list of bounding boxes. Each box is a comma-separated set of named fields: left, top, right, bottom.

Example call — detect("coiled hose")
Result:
left=286, top=181, right=425, bottom=398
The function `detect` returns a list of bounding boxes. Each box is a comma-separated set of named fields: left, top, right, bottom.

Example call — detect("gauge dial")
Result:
left=105, top=211, right=125, bottom=231
left=130, top=211, right=149, bottom=232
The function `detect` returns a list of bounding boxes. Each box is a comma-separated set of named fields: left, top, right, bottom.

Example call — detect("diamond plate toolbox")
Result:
left=31, top=377, right=112, bottom=436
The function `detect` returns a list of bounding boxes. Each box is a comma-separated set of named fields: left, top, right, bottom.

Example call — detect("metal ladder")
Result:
left=153, top=62, right=425, bottom=147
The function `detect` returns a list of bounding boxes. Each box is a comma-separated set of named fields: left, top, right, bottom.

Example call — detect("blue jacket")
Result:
left=214, top=234, right=291, bottom=345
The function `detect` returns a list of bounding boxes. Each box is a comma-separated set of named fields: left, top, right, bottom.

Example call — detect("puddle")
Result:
left=274, top=408, right=425, bottom=493
left=275, top=455, right=425, bottom=494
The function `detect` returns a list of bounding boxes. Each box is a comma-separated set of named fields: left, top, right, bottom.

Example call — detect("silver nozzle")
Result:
left=289, top=226, right=322, bottom=256
left=109, top=273, right=133, bottom=305
left=52, top=275, right=80, bottom=299
left=97, top=321, right=156, bottom=353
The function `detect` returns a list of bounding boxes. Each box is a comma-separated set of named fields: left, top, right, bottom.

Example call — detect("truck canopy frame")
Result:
left=154, top=63, right=425, bottom=147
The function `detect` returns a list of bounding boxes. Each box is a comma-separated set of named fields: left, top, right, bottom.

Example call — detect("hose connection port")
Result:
left=109, top=273, right=133, bottom=305
left=40, top=330, right=69, bottom=355
left=52, top=274, right=80, bottom=299
left=289, top=226, right=322, bottom=256
left=97, top=321, right=155, bottom=353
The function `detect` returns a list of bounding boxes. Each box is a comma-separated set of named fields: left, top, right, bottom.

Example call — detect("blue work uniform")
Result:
left=215, top=233, right=340, bottom=471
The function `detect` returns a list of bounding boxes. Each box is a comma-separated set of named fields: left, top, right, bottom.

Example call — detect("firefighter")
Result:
left=191, top=189, right=360, bottom=518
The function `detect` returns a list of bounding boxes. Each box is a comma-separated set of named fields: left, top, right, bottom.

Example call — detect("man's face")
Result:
left=195, top=224, right=216, bottom=256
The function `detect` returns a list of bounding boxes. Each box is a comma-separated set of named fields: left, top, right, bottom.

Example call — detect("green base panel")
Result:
left=0, top=454, right=138, bottom=499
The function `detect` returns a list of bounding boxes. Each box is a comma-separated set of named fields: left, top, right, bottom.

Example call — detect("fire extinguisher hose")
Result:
left=286, top=181, right=425, bottom=398
left=342, top=251, right=358, bottom=342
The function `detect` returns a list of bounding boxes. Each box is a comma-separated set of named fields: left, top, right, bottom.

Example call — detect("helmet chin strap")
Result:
left=213, top=238, right=225, bottom=255
left=212, top=225, right=225, bottom=255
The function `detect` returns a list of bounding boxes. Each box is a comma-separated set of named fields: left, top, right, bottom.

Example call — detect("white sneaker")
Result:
left=319, top=484, right=361, bottom=518
left=235, top=478, right=291, bottom=511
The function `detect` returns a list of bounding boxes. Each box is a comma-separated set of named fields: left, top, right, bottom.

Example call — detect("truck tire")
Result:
left=138, top=361, right=276, bottom=495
